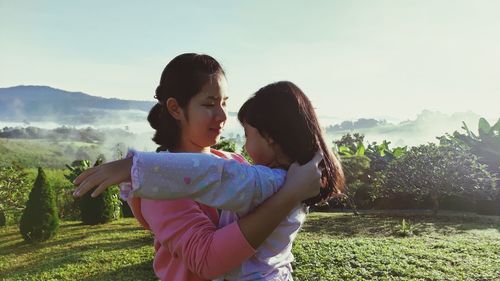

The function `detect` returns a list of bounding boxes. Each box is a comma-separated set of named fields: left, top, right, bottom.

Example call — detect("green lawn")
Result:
left=1, top=211, right=499, bottom=281
left=0, top=138, right=101, bottom=169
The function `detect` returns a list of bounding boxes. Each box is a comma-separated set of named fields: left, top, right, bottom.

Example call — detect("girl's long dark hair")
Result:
left=238, top=81, right=345, bottom=206
left=148, top=53, right=225, bottom=152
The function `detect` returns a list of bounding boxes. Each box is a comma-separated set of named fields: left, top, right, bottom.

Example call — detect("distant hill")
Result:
left=0, top=85, right=156, bottom=124
left=324, top=110, right=486, bottom=147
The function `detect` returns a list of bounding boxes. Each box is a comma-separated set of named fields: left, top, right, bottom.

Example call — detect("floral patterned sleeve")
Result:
left=120, top=149, right=286, bottom=216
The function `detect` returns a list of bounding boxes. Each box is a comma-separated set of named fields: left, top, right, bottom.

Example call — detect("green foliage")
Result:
left=334, top=133, right=365, bottom=155
left=336, top=155, right=370, bottom=211
left=65, top=157, right=121, bottom=225
left=19, top=167, right=59, bottom=242
left=0, top=163, right=30, bottom=218
left=393, top=218, right=414, bottom=237
left=364, top=141, right=407, bottom=201
left=374, top=143, right=496, bottom=215
left=211, top=137, right=237, bottom=152
left=340, top=155, right=370, bottom=199
left=25, top=168, right=80, bottom=220
left=335, top=135, right=408, bottom=209
left=0, top=211, right=5, bottom=227
left=439, top=117, right=500, bottom=189
left=240, top=146, right=253, bottom=164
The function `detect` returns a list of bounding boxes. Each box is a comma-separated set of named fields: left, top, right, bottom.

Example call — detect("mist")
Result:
left=2, top=108, right=494, bottom=161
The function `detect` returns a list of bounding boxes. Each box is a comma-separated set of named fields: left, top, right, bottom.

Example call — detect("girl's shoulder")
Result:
left=210, top=148, right=248, bottom=164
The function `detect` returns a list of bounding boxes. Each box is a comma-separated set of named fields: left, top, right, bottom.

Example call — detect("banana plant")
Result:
left=439, top=117, right=499, bottom=187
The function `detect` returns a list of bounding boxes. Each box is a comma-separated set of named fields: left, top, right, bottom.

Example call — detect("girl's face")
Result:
left=243, top=122, right=276, bottom=166
left=178, top=74, right=228, bottom=151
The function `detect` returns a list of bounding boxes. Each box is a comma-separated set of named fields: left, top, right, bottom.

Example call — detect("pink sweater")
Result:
left=127, top=149, right=256, bottom=281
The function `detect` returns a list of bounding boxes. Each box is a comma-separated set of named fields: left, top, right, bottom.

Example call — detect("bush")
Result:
left=121, top=199, right=134, bottom=218
left=65, top=158, right=121, bottom=225
left=211, top=138, right=237, bottom=152
left=373, top=143, right=496, bottom=215
left=26, top=168, right=81, bottom=220
left=340, top=155, right=371, bottom=209
left=78, top=186, right=121, bottom=225
left=0, top=163, right=31, bottom=224
left=439, top=118, right=500, bottom=190
left=0, top=210, right=5, bottom=226
left=19, top=167, right=59, bottom=242
left=475, top=198, right=500, bottom=216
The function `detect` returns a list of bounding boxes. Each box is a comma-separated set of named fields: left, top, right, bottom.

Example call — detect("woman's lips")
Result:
left=209, top=128, right=222, bottom=134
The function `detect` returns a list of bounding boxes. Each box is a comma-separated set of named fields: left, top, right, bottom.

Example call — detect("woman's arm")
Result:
left=138, top=198, right=255, bottom=279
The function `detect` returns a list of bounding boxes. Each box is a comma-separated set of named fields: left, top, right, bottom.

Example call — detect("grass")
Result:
left=0, top=138, right=101, bottom=169
left=0, top=212, right=499, bottom=281
left=293, top=211, right=500, bottom=281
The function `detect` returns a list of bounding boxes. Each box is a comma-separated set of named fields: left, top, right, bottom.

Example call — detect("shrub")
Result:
left=0, top=162, right=31, bottom=225
left=19, top=167, right=59, bottom=242
left=340, top=155, right=371, bottom=209
left=211, top=138, right=237, bottom=152
left=121, top=199, right=134, bottom=218
left=0, top=210, right=5, bottom=227
left=373, top=143, right=496, bottom=215
left=439, top=118, right=499, bottom=178
left=65, top=157, right=121, bottom=225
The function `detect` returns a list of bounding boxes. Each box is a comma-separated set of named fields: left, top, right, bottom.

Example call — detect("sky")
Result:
left=1, top=0, right=499, bottom=121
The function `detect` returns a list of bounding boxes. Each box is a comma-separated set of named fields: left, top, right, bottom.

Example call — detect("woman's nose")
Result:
left=215, top=104, right=227, bottom=122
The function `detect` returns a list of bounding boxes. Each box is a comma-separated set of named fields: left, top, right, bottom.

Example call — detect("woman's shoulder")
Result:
left=210, top=148, right=247, bottom=164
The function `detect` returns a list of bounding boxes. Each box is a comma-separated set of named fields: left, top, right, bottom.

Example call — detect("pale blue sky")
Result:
left=1, top=0, right=499, bottom=120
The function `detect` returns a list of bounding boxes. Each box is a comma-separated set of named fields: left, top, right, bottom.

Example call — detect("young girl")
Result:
left=75, top=80, right=344, bottom=280
left=73, top=54, right=325, bottom=281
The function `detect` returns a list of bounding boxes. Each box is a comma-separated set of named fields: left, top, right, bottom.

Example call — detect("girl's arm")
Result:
left=125, top=150, right=286, bottom=215
left=73, top=152, right=322, bottom=249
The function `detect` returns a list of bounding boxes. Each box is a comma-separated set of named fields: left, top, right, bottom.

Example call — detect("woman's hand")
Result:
left=73, top=158, right=133, bottom=198
left=282, top=151, right=323, bottom=203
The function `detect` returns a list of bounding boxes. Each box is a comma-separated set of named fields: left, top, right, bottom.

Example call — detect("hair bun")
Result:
left=147, top=103, right=163, bottom=130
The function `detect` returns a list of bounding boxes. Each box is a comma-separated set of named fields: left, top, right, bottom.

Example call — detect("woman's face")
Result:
left=178, top=74, right=228, bottom=151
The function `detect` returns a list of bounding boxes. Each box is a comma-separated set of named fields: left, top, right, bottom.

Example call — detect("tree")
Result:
left=19, top=167, right=59, bottom=242
left=373, top=143, right=496, bottom=215
left=0, top=163, right=30, bottom=226
left=65, top=157, right=121, bottom=225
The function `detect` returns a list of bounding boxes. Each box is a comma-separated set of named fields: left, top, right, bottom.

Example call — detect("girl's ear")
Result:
left=166, top=97, right=184, bottom=121
left=264, top=135, right=275, bottom=145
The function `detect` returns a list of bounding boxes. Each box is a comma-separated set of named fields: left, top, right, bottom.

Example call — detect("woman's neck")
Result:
left=170, top=141, right=211, bottom=154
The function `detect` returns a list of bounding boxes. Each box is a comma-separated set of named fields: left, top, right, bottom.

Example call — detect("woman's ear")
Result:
left=166, top=97, right=183, bottom=121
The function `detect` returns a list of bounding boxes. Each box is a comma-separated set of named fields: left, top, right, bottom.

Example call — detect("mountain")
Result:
left=324, top=110, right=487, bottom=147
left=0, top=85, right=156, bottom=124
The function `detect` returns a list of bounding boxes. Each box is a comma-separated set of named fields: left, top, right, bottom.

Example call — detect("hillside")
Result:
left=0, top=85, right=155, bottom=124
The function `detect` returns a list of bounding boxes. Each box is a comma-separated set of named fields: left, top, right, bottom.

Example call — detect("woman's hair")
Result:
left=238, top=81, right=345, bottom=206
left=148, top=53, right=225, bottom=152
